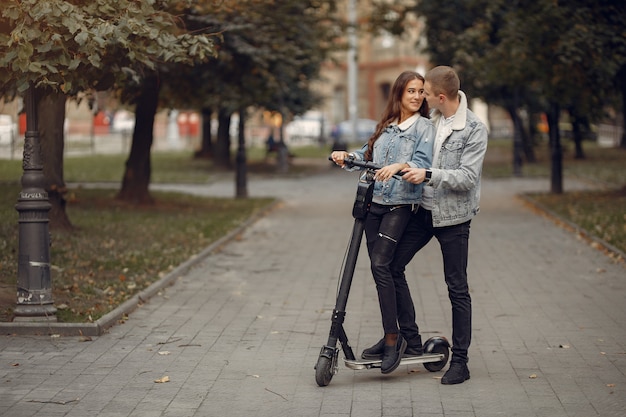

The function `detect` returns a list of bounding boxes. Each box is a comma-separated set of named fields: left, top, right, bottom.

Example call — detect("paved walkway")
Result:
left=1, top=166, right=625, bottom=417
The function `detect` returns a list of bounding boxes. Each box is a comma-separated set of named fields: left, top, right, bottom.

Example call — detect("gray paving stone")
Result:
left=1, top=170, right=625, bottom=417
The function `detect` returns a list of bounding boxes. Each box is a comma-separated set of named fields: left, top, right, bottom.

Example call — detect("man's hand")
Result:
left=401, top=167, right=427, bottom=184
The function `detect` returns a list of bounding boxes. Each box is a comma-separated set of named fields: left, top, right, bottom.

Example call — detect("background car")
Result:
left=332, top=118, right=378, bottom=145
left=0, top=114, right=17, bottom=145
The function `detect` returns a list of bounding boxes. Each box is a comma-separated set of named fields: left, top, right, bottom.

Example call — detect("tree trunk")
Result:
left=570, top=114, right=585, bottom=160
left=194, top=107, right=213, bottom=159
left=506, top=104, right=524, bottom=177
left=546, top=102, right=563, bottom=194
left=39, top=90, right=72, bottom=230
left=618, top=65, right=626, bottom=149
left=117, top=75, right=160, bottom=204
left=524, top=112, right=538, bottom=163
left=235, top=107, right=248, bottom=198
left=276, top=112, right=289, bottom=173
left=214, top=108, right=231, bottom=168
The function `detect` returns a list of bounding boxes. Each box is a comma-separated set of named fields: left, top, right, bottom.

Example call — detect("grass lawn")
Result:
left=0, top=145, right=330, bottom=323
left=0, top=140, right=624, bottom=323
left=484, top=138, right=626, bottom=259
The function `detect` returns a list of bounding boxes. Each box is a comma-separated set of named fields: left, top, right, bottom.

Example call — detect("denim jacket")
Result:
left=426, top=91, right=489, bottom=227
left=348, top=114, right=433, bottom=205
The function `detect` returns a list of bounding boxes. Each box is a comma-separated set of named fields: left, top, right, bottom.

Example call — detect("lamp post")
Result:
left=13, top=86, right=56, bottom=322
left=347, top=0, right=358, bottom=143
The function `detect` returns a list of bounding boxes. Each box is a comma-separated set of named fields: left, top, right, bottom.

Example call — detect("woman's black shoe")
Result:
left=362, top=335, right=422, bottom=360
left=381, top=336, right=407, bottom=374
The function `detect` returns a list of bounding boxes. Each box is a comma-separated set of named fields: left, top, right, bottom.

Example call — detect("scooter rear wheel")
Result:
left=423, top=337, right=450, bottom=372
left=315, top=356, right=334, bottom=387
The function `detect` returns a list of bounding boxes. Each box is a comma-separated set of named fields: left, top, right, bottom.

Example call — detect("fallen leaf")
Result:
left=154, top=376, right=170, bottom=383
left=607, top=384, right=615, bottom=388
left=11, top=363, right=19, bottom=367
left=529, top=374, right=537, bottom=379
left=78, top=335, right=92, bottom=342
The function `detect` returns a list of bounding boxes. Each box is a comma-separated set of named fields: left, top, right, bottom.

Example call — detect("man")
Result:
left=394, top=66, right=488, bottom=384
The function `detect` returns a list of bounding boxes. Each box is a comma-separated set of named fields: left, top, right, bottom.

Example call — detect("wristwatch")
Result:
left=425, top=169, right=432, bottom=184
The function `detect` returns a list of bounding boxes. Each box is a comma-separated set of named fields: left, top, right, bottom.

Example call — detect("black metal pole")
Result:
left=13, top=86, right=56, bottom=321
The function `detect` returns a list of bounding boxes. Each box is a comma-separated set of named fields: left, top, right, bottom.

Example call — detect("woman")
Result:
left=331, top=70, right=433, bottom=374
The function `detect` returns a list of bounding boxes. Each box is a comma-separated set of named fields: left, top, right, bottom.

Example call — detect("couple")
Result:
left=330, top=66, right=488, bottom=385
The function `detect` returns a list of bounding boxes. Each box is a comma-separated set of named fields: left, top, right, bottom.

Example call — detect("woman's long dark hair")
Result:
left=364, top=70, right=428, bottom=161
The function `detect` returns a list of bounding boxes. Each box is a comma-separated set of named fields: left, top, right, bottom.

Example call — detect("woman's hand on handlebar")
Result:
left=374, top=162, right=407, bottom=182
left=331, top=151, right=350, bottom=167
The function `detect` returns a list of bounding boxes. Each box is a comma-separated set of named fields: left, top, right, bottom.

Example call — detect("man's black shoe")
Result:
left=381, top=336, right=407, bottom=374
left=361, top=336, right=422, bottom=360
left=361, top=338, right=385, bottom=360
left=441, top=362, right=470, bottom=385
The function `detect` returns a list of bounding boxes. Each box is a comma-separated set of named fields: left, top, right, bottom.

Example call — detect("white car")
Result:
left=285, top=111, right=328, bottom=144
left=0, top=114, right=17, bottom=145
left=110, top=110, right=135, bottom=133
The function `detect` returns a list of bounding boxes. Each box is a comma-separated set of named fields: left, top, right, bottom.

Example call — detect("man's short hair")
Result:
left=425, top=66, right=460, bottom=99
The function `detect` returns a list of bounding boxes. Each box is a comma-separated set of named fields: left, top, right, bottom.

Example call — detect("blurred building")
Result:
left=314, top=0, right=430, bottom=141
left=311, top=0, right=492, bottom=146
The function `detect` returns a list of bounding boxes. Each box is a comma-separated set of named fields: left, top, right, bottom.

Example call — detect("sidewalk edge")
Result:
left=518, top=193, right=625, bottom=265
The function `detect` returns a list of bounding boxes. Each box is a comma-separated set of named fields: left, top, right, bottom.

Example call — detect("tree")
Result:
left=374, top=0, right=626, bottom=193
left=158, top=0, right=342, bottom=191
left=0, top=0, right=216, bottom=224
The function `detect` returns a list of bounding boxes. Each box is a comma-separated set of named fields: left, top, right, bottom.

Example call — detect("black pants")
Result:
left=364, top=203, right=416, bottom=337
left=391, top=206, right=472, bottom=364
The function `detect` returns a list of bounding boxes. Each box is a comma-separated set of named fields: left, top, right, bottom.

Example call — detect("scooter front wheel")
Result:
left=315, top=356, right=333, bottom=387
left=315, top=355, right=334, bottom=386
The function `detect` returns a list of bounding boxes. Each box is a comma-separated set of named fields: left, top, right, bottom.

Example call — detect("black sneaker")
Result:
left=381, top=336, right=407, bottom=374
left=361, top=338, right=385, bottom=360
left=441, top=362, right=470, bottom=385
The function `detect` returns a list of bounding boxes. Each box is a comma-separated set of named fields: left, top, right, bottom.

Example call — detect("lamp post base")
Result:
left=13, top=304, right=57, bottom=322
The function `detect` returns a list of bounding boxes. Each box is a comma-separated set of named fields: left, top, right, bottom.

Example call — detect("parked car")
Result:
left=110, top=110, right=135, bottom=133
left=0, top=114, right=17, bottom=145
left=333, top=118, right=378, bottom=144
left=285, top=111, right=329, bottom=145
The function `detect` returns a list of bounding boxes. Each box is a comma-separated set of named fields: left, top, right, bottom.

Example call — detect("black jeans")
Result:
left=391, top=206, right=472, bottom=364
left=364, top=203, right=414, bottom=337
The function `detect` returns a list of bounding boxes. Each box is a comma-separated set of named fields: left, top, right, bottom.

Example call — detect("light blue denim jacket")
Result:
left=347, top=114, right=434, bottom=205
left=424, top=91, right=489, bottom=227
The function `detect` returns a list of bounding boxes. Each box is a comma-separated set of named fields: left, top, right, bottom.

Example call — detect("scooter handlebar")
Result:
left=328, top=155, right=404, bottom=179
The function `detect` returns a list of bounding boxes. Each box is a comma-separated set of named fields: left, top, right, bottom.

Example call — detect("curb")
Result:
left=518, top=192, right=625, bottom=265
left=0, top=200, right=281, bottom=337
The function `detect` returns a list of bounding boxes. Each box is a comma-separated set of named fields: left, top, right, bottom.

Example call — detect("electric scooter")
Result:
left=315, top=156, right=450, bottom=387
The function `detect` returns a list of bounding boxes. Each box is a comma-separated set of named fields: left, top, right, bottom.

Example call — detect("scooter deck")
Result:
left=344, top=353, right=445, bottom=370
